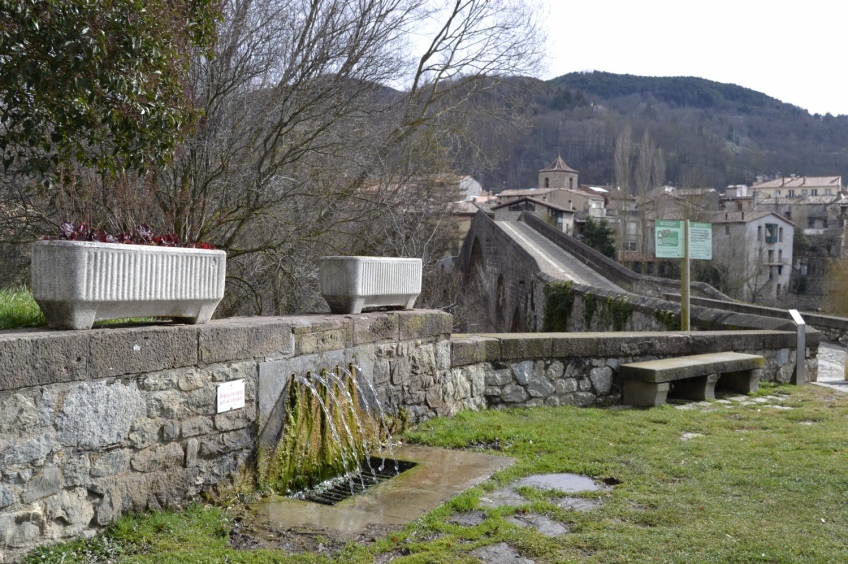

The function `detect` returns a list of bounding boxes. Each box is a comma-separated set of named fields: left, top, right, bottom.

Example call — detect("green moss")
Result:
left=599, top=295, right=631, bottom=331
left=260, top=368, right=383, bottom=494
left=654, top=309, right=679, bottom=331
left=543, top=281, right=574, bottom=332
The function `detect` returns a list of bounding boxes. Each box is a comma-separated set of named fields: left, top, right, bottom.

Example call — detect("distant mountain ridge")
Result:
left=550, top=71, right=797, bottom=115
left=470, top=71, right=848, bottom=191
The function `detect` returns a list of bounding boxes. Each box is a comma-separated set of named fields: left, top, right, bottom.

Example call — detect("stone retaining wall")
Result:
left=0, top=311, right=818, bottom=561
left=0, top=311, right=450, bottom=562
left=448, top=330, right=815, bottom=411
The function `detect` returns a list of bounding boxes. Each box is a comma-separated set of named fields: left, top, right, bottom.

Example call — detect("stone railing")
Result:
left=663, top=294, right=848, bottom=344
left=0, top=311, right=817, bottom=560
left=520, top=212, right=732, bottom=301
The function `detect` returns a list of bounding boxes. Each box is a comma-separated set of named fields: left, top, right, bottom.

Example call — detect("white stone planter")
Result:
left=31, top=240, right=227, bottom=329
left=319, top=256, right=422, bottom=314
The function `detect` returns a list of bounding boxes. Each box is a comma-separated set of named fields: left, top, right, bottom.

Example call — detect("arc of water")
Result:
left=310, top=370, right=367, bottom=490
left=342, top=368, right=391, bottom=458
left=354, top=365, right=399, bottom=474
left=324, top=367, right=380, bottom=484
left=296, top=373, right=357, bottom=494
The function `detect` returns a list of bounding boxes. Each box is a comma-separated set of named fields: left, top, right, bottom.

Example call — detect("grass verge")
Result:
left=0, top=286, right=45, bottom=329
left=24, top=383, right=848, bottom=563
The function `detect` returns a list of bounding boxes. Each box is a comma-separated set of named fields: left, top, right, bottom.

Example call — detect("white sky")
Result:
left=542, top=0, right=847, bottom=116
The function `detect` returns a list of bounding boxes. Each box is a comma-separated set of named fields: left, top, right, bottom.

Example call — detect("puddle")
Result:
left=481, top=473, right=608, bottom=510
left=514, top=473, right=606, bottom=492
left=243, top=445, right=513, bottom=538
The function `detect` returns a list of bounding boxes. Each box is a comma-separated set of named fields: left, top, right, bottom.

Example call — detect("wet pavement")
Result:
left=243, top=445, right=512, bottom=538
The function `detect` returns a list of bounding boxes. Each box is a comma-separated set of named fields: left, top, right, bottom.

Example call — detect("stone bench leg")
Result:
left=670, top=373, right=718, bottom=401
left=623, top=381, right=670, bottom=407
left=719, top=368, right=761, bottom=394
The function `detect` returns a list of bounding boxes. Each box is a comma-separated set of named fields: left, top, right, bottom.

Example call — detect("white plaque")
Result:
left=217, top=380, right=245, bottom=413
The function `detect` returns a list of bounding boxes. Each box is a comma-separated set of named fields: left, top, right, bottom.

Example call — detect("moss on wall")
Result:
left=583, top=293, right=598, bottom=329
left=654, top=309, right=679, bottom=331
left=543, top=281, right=574, bottom=332
left=599, top=295, right=632, bottom=331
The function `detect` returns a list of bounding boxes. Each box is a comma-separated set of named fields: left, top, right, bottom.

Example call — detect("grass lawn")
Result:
left=25, top=383, right=848, bottom=563
left=0, top=286, right=45, bottom=329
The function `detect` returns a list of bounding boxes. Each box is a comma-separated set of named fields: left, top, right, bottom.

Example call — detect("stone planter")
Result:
left=319, top=256, right=422, bottom=314
left=31, top=240, right=227, bottom=329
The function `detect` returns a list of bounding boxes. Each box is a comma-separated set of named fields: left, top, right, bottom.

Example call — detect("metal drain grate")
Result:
left=300, top=457, right=417, bottom=506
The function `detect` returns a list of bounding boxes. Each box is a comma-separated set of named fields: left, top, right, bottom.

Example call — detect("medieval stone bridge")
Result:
left=456, top=210, right=791, bottom=335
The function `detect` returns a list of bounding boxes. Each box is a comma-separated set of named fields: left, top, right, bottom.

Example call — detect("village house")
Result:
left=491, top=196, right=576, bottom=234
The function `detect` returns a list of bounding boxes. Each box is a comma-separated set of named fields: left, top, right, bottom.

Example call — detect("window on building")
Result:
left=725, top=225, right=730, bottom=235
left=826, top=189, right=832, bottom=195
left=625, top=241, right=637, bottom=251
left=812, top=189, right=818, bottom=196
left=778, top=249, right=783, bottom=262
left=569, top=178, right=573, bottom=189
left=801, top=262, right=809, bottom=276
left=776, top=190, right=781, bottom=196
left=802, top=189, right=808, bottom=195
left=765, top=223, right=778, bottom=243
left=808, top=218, right=816, bottom=228
left=778, top=266, right=783, bottom=276
left=824, top=218, right=829, bottom=228
left=757, top=225, right=762, bottom=240
left=544, top=177, right=549, bottom=188
left=779, top=227, right=783, bottom=242
left=769, top=266, right=774, bottom=280
left=785, top=210, right=792, bottom=220
left=777, top=283, right=781, bottom=296
left=737, top=201, right=743, bottom=211
left=768, top=249, right=774, bottom=263
left=788, top=190, right=795, bottom=197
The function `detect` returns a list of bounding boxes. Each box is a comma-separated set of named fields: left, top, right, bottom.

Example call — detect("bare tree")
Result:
left=175, top=0, right=544, bottom=315
left=613, top=125, right=633, bottom=194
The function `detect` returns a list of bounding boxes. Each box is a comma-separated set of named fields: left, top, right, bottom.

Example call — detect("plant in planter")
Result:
left=32, top=223, right=226, bottom=329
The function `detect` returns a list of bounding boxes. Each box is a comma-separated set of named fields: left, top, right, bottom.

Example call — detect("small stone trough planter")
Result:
left=319, top=256, right=422, bottom=314
left=31, top=240, right=227, bottom=329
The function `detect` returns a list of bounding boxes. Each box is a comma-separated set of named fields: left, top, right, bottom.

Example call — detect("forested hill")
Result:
left=474, top=71, right=848, bottom=192
left=551, top=72, right=792, bottom=114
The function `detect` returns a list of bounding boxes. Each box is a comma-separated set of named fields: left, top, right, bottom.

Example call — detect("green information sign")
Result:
left=655, top=220, right=712, bottom=260
left=655, top=220, right=683, bottom=258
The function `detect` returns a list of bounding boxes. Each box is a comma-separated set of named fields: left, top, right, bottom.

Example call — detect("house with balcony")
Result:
left=708, top=211, right=795, bottom=303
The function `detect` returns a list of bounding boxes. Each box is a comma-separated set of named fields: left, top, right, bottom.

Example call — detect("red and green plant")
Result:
left=43, top=222, right=215, bottom=249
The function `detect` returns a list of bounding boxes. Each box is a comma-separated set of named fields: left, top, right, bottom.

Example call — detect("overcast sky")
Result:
left=542, top=0, right=846, bottom=116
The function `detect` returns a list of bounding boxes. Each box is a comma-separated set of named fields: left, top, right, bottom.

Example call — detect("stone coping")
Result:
left=0, top=310, right=452, bottom=390
left=450, top=330, right=808, bottom=367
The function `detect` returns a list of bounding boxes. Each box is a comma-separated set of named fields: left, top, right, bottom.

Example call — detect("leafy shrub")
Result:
left=43, top=222, right=215, bottom=248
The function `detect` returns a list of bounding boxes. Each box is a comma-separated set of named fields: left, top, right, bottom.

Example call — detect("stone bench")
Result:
left=619, top=352, right=765, bottom=407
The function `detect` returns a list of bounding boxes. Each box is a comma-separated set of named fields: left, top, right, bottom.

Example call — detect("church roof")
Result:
left=539, top=155, right=578, bottom=174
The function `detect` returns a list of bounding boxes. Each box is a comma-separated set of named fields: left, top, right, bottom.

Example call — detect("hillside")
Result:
left=474, top=71, right=848, bottom=192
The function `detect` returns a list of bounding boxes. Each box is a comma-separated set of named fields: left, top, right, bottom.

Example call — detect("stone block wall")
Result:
left=0, top=310, right=817, bottom=561
left=0, top=311, right=451, bottom=562
left=448, top=330, right=816, bottom=411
